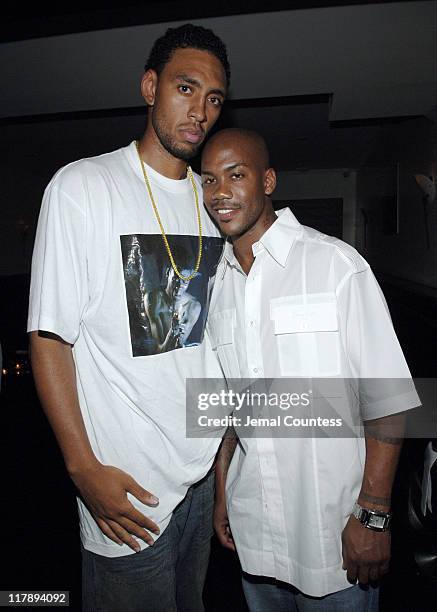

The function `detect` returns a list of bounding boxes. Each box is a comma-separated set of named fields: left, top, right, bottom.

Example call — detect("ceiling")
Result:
left=2, top=1, right=437, bottom=171
left=1, top=1, right=415, bottom=41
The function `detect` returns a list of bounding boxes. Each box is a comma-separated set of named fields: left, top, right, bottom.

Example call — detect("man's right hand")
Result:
left=71, top=461, right=160, bottom=552
left=214, top=496, right=235, bottom=551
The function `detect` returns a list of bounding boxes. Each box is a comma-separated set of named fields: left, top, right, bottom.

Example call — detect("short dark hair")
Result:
left=145, top=23, right=230, bottom=87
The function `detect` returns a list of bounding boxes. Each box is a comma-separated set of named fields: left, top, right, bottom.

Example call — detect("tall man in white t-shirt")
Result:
left=201, top=128, right=420, bottom=611
left=28, top=24, right=229, bottom=612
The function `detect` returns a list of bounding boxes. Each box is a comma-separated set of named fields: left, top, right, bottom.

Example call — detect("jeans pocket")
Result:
left=93, top=525, right=175, bottom=585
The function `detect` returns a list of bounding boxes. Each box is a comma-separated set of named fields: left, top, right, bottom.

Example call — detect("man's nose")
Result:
left=189, top=96, right=207, bottom=123
left=213, top=181, right=232, bottom=201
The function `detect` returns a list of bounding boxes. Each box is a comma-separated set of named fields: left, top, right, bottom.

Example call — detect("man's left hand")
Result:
left=341, top=515, right=390, bottom=584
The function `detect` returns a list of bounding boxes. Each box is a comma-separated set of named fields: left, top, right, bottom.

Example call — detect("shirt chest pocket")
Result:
left=208, top=308, right=241, bottom=378
left=270, top=294, right=341, bottom=376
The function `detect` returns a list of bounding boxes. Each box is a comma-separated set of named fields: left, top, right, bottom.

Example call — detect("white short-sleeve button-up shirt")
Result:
left=207, top=207, right=420, bottom=597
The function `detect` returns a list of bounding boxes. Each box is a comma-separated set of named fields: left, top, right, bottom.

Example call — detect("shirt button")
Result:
left=250, top=320, right=255, bottom=327
left=253, top=367, right=259, bottom=374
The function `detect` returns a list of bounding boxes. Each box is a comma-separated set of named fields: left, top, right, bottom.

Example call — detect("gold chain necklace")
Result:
left=135, top=141, right=202, bottom=282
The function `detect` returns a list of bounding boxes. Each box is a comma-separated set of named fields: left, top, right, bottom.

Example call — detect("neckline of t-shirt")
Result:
left=126, top=141, right=198, bottom=194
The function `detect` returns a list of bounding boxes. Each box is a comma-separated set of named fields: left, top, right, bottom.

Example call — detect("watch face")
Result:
left=368, top=514, right=386, bottom=529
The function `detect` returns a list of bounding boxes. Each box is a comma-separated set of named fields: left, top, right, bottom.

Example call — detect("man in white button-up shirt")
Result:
left=201, top=129, right=420, bottom=611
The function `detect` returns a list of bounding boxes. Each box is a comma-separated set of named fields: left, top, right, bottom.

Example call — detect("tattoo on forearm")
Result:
left=364, top=414, right=405, bottom=445
left=359, top=492, right=391, bottom=506
left=366, top=431, right=403, bottom=445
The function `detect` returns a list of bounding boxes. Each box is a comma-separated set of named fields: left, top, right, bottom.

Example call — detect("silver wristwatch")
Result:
left=352, top=502, right=392, bottom=532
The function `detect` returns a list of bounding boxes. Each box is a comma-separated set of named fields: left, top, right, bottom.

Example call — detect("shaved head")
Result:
left=202, top=128, right=270, bottom=169
left=201, top=127, right=277, bottom=246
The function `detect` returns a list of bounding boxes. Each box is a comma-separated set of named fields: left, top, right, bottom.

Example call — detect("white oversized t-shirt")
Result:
left=28, top=141, right=225, bottom=557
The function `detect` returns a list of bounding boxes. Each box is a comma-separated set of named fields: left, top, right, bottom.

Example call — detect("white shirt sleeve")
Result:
left=27, top=178, right=88, bottom=345
left=338, top=266, right=421, bottom=420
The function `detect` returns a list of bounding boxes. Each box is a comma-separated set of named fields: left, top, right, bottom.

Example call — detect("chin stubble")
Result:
left=152, top=114, right=200, bottom=162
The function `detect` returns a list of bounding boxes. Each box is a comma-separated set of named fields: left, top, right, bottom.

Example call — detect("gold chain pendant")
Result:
left=135, top=141, right=203, bottom=282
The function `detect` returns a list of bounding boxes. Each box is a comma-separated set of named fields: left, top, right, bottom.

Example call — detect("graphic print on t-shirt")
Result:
left=121, top=234, right=223, bottom=356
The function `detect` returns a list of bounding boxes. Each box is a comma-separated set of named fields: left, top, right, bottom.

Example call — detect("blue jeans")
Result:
left=242, top=573, right=379, bottom=612
left=82, top=469, right=214, bottom=612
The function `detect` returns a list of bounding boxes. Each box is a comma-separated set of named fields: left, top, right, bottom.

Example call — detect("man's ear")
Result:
left=141, top=69, right=158, bottom=107
left=264, top=168, right=277, bottom=196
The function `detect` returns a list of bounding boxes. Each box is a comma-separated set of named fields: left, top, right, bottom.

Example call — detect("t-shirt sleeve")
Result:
left=337, top=266, right=421, bottom=420
left=27, top=176, right=88, bottom=345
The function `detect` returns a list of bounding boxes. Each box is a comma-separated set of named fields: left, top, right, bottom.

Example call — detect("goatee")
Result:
left=152, top=115, right=200, bottom=162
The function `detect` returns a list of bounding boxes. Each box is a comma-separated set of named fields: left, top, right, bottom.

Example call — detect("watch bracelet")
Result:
left=353, top=501, right=392, bottom=531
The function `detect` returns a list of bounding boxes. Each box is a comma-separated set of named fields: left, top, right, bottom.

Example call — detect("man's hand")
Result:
left=341, top=514, right=390, bottom=584
left=71, top=461, right=160, bottom=552
left=214, top=496, right=235, bottom=551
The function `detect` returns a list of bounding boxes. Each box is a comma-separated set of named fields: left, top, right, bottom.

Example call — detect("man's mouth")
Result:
left=180, top=129, right=203, bottom=144
left=213, top=208, right=240, bottom=222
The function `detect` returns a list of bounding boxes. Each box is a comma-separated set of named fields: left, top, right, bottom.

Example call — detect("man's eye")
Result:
left=202, top=177, right=215, bottom=185
left=179, top=85, right=192, bottom=94
left=232, top=173, right=243, bottom=180
left=209, top=97, right=222, bottom=107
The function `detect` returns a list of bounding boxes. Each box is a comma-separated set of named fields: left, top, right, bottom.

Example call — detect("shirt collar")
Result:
left=222, top=239, right=241, bottom=277
left=223, top=239, right=237, bottom=265
left=221, top=207, right=301, bottom=276
left=256, top=207, right=302, bottom=267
